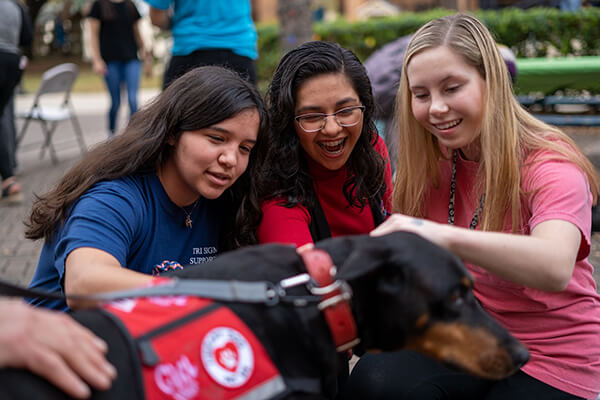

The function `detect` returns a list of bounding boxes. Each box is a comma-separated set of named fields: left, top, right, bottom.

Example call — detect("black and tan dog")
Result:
left=0, top=232, right=528, bottom=399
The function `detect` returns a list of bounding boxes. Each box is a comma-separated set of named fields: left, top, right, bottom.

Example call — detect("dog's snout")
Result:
left=509, top=342, right=530, bottom=369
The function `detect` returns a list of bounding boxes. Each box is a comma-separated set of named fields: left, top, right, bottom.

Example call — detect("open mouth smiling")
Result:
left=434, top=119, right=462, bottom=130
left=318, top=138, right=346, bottom=155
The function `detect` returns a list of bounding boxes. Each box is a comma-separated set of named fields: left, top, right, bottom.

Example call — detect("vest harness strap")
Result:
left=0, top=249, right=361, bottom=354
left=300, top=249, right=359, bottom=352
left=308, top=193, right=385, bottom=243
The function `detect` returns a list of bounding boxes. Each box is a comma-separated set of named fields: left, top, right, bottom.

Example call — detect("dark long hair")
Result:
left=26, top=66, right=267, bottom=250
left=259, top=40, right=386, bottom=213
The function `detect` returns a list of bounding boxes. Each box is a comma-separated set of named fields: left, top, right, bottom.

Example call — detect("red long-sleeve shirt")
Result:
left=257, top=136, right=393, bottom=247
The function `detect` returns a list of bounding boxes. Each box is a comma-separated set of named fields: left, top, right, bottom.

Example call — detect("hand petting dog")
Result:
left=372, top=213, right=443, bottom=241
left=0, top=299, right=116, bottom=399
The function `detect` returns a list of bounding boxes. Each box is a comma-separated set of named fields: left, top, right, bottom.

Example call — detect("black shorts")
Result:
left=341, top=350, right=585, bottom=400
left=163, top=48, right=256, bottom=89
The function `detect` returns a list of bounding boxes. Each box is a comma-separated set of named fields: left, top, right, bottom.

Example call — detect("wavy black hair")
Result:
left=257, top=40, right=386, bottom=215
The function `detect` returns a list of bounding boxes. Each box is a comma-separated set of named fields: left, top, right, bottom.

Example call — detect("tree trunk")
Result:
left=277, top=0, right=313, bottom=53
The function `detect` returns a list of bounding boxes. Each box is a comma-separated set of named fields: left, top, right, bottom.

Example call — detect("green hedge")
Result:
left=256, top=7, right=600, bottom=86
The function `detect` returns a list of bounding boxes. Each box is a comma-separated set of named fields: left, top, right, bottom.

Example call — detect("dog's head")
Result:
left=316, top=232, right=529, bottom=380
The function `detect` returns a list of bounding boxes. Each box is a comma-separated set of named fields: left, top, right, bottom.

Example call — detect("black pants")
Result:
left=0, top=51, right=21, bottom=180
left=163, top=48, right=256, bottom=89
left=341, top=350, right=585, bottom=400
left=1, top=96, right=17, bottom=171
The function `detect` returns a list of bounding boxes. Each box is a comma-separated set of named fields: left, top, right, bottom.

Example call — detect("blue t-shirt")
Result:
left=28, top=173, right=223, bottom=310
left=144, top=0, right=257, bottom=59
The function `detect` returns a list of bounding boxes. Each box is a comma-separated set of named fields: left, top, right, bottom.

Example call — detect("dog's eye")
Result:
left=447, top=290, right=465, bottom=310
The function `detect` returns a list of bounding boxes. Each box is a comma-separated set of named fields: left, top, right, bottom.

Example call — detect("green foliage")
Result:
left=256, top=7, right=600, bottom=85
left=256, top=23, right=280, bottom=92
left=478, top=7, right=600, bottom=57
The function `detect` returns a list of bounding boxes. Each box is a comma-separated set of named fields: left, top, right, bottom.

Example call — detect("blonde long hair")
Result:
left=393, top=13, right=599, bottom=232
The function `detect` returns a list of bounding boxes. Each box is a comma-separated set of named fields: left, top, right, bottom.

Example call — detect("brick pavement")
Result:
left=1, top=90, right=599, bottom=293
left=1, top=89, right=159, bottom=286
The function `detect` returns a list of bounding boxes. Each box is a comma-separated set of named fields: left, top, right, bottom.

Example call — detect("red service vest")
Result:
left=104, top=293, right=286, bottom=400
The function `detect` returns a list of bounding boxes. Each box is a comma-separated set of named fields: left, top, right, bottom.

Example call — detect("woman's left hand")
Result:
left=371, top=213, right=451, bottom=249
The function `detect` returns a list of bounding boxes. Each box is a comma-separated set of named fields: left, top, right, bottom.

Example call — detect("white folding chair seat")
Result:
left=27, top=107, right=72, bottom=121
left=16, top=63, right=87, bottom=164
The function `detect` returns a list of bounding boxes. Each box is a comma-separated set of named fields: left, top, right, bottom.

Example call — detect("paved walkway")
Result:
left=1, top=89, right=159, bottom=285
left=1, top=89, right=599, bottom=293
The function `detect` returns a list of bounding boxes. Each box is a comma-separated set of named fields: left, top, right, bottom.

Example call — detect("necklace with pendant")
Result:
left=448, top=150, right=485, bottom=230
left=181, top=200, right=199, bottom=229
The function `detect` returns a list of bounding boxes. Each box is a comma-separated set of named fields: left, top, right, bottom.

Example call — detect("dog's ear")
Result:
left=334, top=238, right=394, bottom=281
left=331, top=231, right=441, bottom=282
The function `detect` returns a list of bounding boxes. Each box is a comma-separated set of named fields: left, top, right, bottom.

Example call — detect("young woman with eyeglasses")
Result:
left=252, top=40, right=393, bottom=248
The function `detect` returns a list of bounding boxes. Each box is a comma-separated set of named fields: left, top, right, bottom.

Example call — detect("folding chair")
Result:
left=16, top=63, right=87, bottom=164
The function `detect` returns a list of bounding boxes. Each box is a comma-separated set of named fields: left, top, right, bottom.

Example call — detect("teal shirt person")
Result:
left=144, top=0, right=257, bottom=60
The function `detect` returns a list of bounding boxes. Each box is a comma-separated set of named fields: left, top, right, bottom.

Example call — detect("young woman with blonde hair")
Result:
left=344, top=13, right=600, bottom=400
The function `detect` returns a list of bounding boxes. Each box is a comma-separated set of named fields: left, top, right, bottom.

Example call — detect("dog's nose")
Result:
left=510, top=342, right=530, bottom=369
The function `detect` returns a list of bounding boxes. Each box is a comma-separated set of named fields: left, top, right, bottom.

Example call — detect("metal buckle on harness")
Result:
left=276, top=273, right=316, bottom=307
left=278, top=271, right=353, bottom=310
left=265, top=281, right=281, bottom=306
left=303, top=266, right=354, bottom=311
left=279, top=273, right=311, bottom=289
left=276, top=271, right=353, bottom=311
left=314, top=281, right=353, bottom=311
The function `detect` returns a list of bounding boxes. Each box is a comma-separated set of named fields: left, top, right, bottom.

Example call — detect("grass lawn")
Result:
left=20, top=56, right=162, bottom=94
left=20, top=55, right=270, bottom=95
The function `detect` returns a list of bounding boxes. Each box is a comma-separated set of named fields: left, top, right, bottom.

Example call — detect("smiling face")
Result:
left=406, top=46, right=486, bottom=161
left=160, top=109, right=260, bottom=206
left=294, top=73, right=363, bottom=170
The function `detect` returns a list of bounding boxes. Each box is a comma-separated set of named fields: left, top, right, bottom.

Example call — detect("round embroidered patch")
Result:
left=201, top=327, right=254, bottom=388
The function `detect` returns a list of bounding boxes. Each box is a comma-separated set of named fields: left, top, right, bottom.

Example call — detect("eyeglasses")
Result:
left=294, top=105, right=365, bottom=133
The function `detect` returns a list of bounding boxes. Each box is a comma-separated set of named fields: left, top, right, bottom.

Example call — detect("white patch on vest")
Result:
left=148, top=296, right=188, bottom=307
left=201, top=327, right=254, bottom=388
left=108, top=298, right=137, bottom=313
left=154, top=355, right=199, bottom=400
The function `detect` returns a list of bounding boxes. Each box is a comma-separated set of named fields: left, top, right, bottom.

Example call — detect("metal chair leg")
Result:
left=70, top=109, right=87, bottom=155
left=16, top=117, right=32, bottom=147
left=39, top=120, right=59, bottom=164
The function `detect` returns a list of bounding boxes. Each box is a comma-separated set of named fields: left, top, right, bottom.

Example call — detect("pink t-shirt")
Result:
left=425, top=150, right=600, bottom=399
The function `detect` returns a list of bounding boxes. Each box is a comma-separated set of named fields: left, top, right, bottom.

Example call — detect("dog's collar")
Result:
left=300, top=249, right=360, bottom=352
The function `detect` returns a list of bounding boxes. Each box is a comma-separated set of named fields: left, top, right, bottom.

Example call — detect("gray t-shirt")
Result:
left=0, top=0, right=25, bottom=54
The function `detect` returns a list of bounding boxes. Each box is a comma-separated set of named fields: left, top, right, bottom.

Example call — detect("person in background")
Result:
left=344, top=13, right=600, bottom=400
left=88, top=0, right=150, bottom=137
left=1, top=95, right=19, bottom=185
left=144, top=0, right=257, bottom=88
left=0, top=0, right=32, bottom=204
left=560, top=0, right=581, bottom=11
left=0, top=298, right=116, bottom=399
left=27, top=66, right=266, bottom=311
